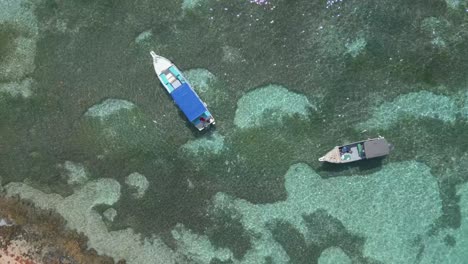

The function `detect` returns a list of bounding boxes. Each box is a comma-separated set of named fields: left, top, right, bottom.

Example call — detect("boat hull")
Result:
left=150, top=51, right=215, bottom=131
left=319, top=137, right=391, bottom=163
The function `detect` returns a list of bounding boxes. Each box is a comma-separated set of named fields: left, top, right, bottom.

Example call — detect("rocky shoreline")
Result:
left=0, top=195, right=124, bottom=264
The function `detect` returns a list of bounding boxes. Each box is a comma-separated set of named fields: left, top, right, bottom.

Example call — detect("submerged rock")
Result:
left=0, top=78, right=34, bottom=98
left=234, top=85, right=314, bottom=129
left=184, top=69, right=217, bottom=94
left=61, top=161, right=89, bottom=186
left=103, top=208, right=117, bottom=222
left=84, top=98, right=136, bottom=120
left=135, top=30, right=153, bottom=44
left=344, top=37, right=367, bottom=58
left=125, top=172, right=149, bottom=199
left=222, top=46, right=244, bottom=63
left=181, top=132, right=226, bottom=156
left=181, top=0, right=205, bottom=11
left=444, top=0, right=466, bottom=9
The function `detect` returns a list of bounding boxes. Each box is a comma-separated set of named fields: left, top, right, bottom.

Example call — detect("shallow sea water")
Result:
left=1, top=0, right=468, bottom=263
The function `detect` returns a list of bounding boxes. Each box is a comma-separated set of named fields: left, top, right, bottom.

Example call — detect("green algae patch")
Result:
left=357, top=90, right=459, bottom=130
left=207, top=161, right=441, bottom=263
left=234, top=85, right=314, bottom=129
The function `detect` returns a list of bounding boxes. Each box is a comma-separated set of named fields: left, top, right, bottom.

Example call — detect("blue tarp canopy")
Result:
left=170, top=83, right=207, bottom=122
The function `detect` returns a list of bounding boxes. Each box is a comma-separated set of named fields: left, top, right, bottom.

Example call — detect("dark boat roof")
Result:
left=171, top=83, right=207, bottom=122
left=363, top=138, right=390, bottom=158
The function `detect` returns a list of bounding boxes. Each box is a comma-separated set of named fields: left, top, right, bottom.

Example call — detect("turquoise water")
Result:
left=1, top=0, right=468, bottom=263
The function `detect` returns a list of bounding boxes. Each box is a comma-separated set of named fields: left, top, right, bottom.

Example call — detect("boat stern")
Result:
left=193, top=111, right=215, bottom=131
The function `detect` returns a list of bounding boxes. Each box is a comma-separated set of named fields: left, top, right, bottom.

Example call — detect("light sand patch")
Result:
left=206, top=161, right=441, bottom=263
left=234, top=85, right=314, bottom=129
left=85, top=98, right=136, bottom=119
left=357, top=91, right=459, bottom=130
left=318, top=247, right=351, bottom=264
left=181, top=132, right=226, bottom=156
left=418, top=181, right=468, bottom=263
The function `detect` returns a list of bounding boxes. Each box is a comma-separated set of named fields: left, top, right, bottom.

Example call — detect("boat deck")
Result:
left=346, top=146, right=361, bottom=160
left=319, top=137, right=390, bottom=163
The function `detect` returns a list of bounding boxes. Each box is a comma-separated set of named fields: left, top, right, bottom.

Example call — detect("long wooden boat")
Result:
left=319, top=137, right=391, bottom=163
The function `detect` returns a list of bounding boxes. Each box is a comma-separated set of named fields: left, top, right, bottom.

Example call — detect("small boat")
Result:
left=319, top=137, right=391, bottom=163
left=150, top=51, right=215, bottom=131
